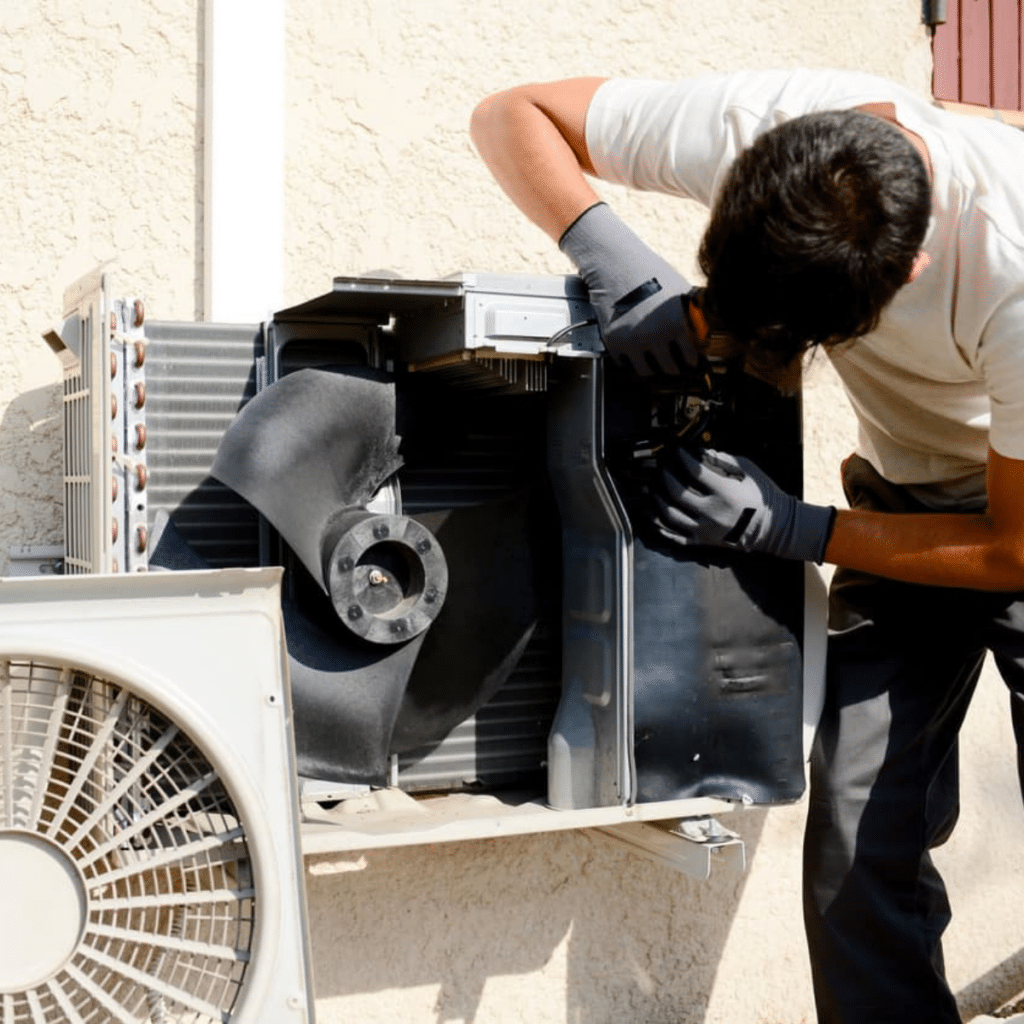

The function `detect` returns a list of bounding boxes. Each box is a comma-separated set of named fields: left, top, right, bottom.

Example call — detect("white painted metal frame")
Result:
left=203, top=0, right=285, bottom=324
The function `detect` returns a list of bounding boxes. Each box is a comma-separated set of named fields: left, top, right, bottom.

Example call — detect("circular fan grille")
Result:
left=0, top=657, right=256, bottom=1022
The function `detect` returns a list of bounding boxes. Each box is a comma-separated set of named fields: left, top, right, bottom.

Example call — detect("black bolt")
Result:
left=416, top=538, right=431, bottom=554
left=347, top=605, right=363, bottom=620
left=373, top=524, right=390, bottom=540
left=390, top=620, right=407, bottom=634
left=424, top=587, right=437, bottom=604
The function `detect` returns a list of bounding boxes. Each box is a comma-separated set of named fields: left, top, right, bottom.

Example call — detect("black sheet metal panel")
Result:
left=630, top=543, right=805, bottom=804
left=606, top=366, right=807, bottom=805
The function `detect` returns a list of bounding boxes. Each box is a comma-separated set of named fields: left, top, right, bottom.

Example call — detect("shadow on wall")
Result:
left=305, top=810, right=768, bottom=1024
left=0, top=383, right=63, bottom=571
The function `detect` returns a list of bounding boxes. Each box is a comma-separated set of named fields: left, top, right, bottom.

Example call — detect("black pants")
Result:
left=803, top=455, right=1024, bottom=1024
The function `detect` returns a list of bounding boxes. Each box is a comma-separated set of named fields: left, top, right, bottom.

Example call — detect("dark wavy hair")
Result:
left=698, top=109, right=931, bottom=366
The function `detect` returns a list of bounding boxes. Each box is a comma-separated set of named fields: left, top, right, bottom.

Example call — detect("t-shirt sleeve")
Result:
left=584, top=69, right=914, bottom=208
left=584, top=74, right=778, bottom=207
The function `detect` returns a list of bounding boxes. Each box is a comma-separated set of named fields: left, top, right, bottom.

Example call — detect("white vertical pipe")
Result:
left=204, top=0, right=285, bottom=322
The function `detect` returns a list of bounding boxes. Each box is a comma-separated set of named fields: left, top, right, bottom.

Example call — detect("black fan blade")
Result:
left=283, top=595, right=426, bottom=785
left=148, top=509, right=422, bottom=785
left=210, top=368, right=403, bottom=588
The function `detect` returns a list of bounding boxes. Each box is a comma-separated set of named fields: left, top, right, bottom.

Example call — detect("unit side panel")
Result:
left=143, top=321, right=263, bottom=568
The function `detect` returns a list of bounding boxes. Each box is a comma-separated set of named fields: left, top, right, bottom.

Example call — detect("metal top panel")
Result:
left=274, top=275, right=465, bottom=324
left=272, top=272, right=591, bottom=325
left=457, top=271, right=590, bottom=301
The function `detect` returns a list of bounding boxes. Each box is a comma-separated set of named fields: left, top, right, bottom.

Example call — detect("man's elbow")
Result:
left=469, top=88, right=523, bottom=156
left=469, top=92, right=496, bottom=153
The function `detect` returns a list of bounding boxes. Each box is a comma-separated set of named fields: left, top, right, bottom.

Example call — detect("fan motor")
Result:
left=323, top=509, right=448, bottom=645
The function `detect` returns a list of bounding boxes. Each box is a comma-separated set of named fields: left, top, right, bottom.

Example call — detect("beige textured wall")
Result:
left=0, top=0, right=201, bottom=555
left=1, top=1, right=1022, bottom=1022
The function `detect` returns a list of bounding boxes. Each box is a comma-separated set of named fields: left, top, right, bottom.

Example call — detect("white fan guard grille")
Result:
left=0, top=657, right=256, bottom=1022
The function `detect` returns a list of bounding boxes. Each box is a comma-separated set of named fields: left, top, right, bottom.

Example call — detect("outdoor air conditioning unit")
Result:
left=0, top=569, right=313, bottom=1022
left=37, top=267, right=824, bottom=866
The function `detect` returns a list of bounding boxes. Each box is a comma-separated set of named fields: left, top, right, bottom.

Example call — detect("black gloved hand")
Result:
left=559, top=203, right=699, bottom=376
left=652, top=446, right=836, bottom=563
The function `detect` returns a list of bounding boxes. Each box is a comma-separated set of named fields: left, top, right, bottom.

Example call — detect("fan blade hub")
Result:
left=0, top=831, right=87, bottom=992
left=324, top=509, right=448, bottom=645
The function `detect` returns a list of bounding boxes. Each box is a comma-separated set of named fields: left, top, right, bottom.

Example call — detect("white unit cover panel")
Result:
left=0, top=567, right=313, bottom=1023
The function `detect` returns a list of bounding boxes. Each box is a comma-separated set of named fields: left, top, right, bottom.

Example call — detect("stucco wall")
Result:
left=1, top=1, right=1022, bottom=1022
left=0, top=0, right=202, bottom=556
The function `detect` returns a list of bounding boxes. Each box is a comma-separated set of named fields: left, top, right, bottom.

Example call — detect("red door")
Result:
left=933, top=0, right=1024, bottom=110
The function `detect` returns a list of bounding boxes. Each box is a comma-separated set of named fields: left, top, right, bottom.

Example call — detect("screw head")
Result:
left=347, top=605, right=363, bottom=621
left=372, top=524, right=390, bottom=540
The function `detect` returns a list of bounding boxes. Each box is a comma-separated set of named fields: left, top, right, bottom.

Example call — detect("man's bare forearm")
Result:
left=469, top=79, right=606, bottom=240
left=825, top=507, right=1024, bottom=591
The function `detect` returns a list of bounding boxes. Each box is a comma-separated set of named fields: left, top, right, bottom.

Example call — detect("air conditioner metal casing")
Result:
left=50, top=268, right=824, bottom=848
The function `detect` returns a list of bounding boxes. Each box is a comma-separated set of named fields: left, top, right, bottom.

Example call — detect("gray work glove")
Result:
left=652, top=447, right=836, bottom=563
left=559, top=202, right=699, bottom=376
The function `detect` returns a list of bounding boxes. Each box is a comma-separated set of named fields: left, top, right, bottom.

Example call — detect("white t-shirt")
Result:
left=585, top=69, right=1024, bottom=508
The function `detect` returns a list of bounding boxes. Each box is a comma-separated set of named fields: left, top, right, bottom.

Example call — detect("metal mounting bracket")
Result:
left=595, top=815, right=746, bottom=881
left=5, top=546, right=65, bottom=577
